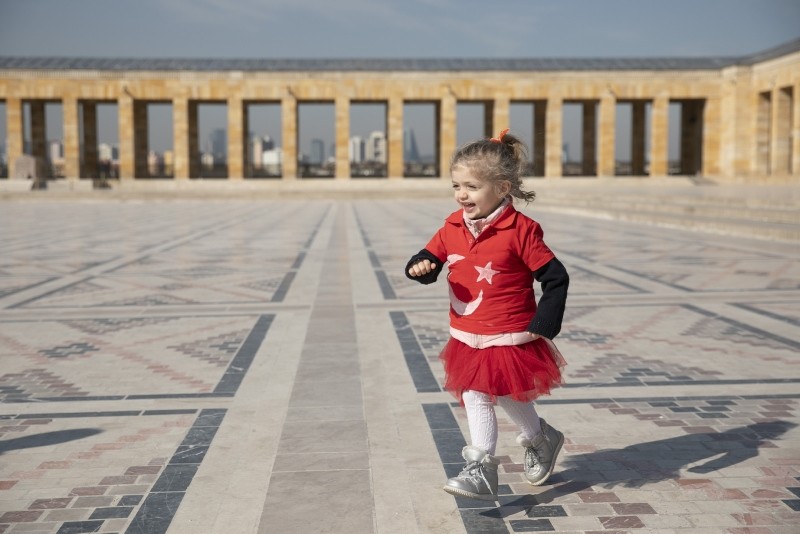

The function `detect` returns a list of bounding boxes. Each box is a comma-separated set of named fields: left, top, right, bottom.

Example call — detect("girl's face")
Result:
left=451, top=166, right=510, bottom=219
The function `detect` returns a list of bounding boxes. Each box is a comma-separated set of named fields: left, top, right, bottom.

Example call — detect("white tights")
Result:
left=462, top=390, right=542, bottom=455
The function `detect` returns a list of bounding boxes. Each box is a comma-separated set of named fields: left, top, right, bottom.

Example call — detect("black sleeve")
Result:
left=527, top=258, right=569, bottom=339
left=404, top=248, right=444, bottom=285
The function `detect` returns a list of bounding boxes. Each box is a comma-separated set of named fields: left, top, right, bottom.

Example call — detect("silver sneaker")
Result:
left=516, top=418, right=564, bottom=486
left=442, top=446, right=499, bottom=501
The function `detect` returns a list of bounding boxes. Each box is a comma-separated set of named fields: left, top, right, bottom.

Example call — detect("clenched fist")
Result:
left=408, top=259, right=437, bottom=277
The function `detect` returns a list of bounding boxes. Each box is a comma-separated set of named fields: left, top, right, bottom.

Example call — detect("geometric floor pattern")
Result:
left=1, top=194, right=798, bottom=533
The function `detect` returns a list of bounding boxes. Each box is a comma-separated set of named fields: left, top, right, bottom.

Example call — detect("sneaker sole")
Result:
left=442, top=485, right=498, bottom=501
left=525, top=431, right=564, bottom=487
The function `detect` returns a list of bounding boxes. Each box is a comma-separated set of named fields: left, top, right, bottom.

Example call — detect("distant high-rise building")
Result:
left=98, top=143, right=113, bottom=162
left=251, top=135, right=264, bottom=168
left=310, top=138, right=325, bottom=164
left=48, top=140, right=64, bottom=163
left=366, top=131, right=386, bottom=164
left=262, top=147, right=283, bottom=175
left=349, top=136, right=365, bottom=163
left=210, top=129, right=226, bottom=162
left=403, top=129, right=420, bottom=162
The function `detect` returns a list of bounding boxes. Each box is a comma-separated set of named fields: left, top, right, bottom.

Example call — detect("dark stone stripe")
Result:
left=9, top=276, right=93, bottom=309
left=127, top=392, right=232, bottom=400
left=127, top=408, right=227, bottom=534
left=353, top=206, right=398, bottom=300
left=391, top=311, right=440, bottom=393
left=290, top=251, right=306, bottom=269
left=0, top=276, right=59, bottom=300
left=56, top=520, right=104, bottom=533
left=733, top=302, right=800, bottom=327
left=214, top=314, right=273, bottom=394
left=270, top=272, right=296, bottom=302
left=375, top=270, right=397, bottom=299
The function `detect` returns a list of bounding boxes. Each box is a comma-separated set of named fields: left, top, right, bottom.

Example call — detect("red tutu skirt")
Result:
left=440, top=336, right=566, bottom=404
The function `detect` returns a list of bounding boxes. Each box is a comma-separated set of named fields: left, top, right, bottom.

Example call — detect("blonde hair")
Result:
left=450, top=130, right=536, bottom=203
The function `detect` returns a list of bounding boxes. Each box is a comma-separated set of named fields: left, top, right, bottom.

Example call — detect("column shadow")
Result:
left=0, top=428, right=103, bottom=454
left=495, top=420, right=796, bottom=512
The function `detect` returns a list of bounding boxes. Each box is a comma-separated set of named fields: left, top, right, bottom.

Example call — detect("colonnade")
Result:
left=1, top=42, right=798, bottom=182
left=0, top=94, right=722, bottom=180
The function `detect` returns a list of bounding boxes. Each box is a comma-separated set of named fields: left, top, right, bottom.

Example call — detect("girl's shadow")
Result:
left=493, top=420, right=796, bottom=512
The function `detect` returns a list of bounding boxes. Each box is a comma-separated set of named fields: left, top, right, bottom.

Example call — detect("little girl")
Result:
left=406, top=129, right=569, bottom=501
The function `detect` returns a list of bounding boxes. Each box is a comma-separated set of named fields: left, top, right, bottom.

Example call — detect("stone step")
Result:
left=537, top=195, right=800, bottom=225
left=536, top=203, right=800, bottom=241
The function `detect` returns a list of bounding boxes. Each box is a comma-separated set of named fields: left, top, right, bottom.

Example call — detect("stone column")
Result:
left=173, top=97, right=189, bottom=179
left=492, top=97, right=509, bottom=138
left=794, top=83, right=800, bottom=175
left=133, top=101, right=149, bottom=178
left=227, top=97, right=244, bottom=180
left=5, top=98, right=23, bottom=178
left=533, top=101, right=546, bottom=177
left=649, top=95, right=668, bottom=176
left=62, top=96, right=80, bottom=181
left=756, top=91, right=772, bottom=175
left=335, top=96, right=350, bottom=179
left=118, top=93, right=135, bottom=179
left=387, top=96, right=403, bottom=179
left=598, top=95, right=616, bottom=177
left=81, top=101, right=99, bottom=179
left=545, top=97, right=563, bottom=178
left=439, top=93, right=456, bottom=179
left=631, top=101, right=646, bottom=175
left=282, top=94, right=297, bottom=179
left=30, top=101, right=47, bottom=163
left=582, top=101, right=597, bottom=175
left=772, top=87, right=792, bottom=175
left=702, top=97, right=720, bottom=177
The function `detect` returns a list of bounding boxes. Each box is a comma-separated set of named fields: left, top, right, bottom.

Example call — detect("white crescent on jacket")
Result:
left=449, top=286, right=483, bottom=316
left=446, top=254, right=482, bottom=315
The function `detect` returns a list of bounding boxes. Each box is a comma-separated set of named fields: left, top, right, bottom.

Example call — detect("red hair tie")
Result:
left=490, top=128, right=509, bottom=143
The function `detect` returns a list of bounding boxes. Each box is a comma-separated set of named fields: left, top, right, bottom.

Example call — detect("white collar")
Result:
left=463, top=197, right=511, bottom=237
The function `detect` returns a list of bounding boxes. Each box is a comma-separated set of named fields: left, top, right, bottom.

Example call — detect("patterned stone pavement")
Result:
left=0, top=194, right=798, bottom=533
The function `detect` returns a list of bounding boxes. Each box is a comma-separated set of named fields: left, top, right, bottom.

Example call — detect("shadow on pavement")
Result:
left=496, top=420, right=796, bottom=512
left=0, top=428, right=103, bottom=454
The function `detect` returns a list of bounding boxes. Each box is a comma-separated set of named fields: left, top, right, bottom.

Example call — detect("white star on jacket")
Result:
left=474, top=262, right=499, bottom=284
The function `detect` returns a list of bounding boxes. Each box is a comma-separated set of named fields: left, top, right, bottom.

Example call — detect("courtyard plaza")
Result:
left=0, top=180, right=798, bottom=533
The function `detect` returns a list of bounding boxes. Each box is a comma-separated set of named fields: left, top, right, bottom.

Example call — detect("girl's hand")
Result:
left=408, top=259, right=437, bottom=277
left=527, top=332, right=541, bottom=341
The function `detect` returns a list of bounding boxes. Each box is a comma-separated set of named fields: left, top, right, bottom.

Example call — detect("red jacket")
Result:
left=423, top=204, right=555, bottom=335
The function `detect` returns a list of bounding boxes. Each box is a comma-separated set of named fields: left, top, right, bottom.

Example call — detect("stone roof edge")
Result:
left=0, top=38, right=797, bottom=73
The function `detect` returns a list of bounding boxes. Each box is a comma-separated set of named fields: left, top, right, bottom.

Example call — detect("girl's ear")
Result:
left=497, top=180, right=512, bottom=196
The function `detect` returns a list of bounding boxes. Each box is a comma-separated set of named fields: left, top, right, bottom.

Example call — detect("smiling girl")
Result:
left=405, top=129, right=570, bottom=501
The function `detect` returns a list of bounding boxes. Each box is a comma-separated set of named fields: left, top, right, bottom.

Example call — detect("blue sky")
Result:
left=1, top=0, right=798, bottom=59
left=1, top=0, right=799, bottom=161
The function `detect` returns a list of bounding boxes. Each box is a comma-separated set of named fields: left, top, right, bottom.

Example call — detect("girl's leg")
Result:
left=462, top=390, right=498, bottom=455
left=496, top=396, right=542, bottom=440
left=498, top=396, right=563, bottom=487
